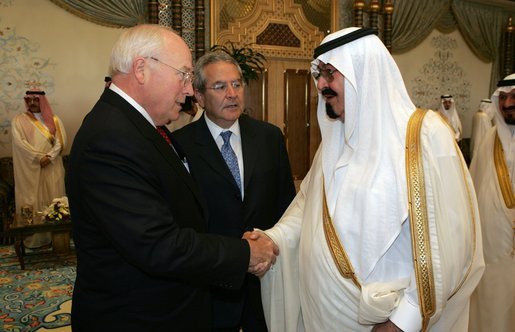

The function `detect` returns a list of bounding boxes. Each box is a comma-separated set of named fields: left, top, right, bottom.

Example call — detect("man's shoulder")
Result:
left=173, top=117, right=203, bottom=136
left=240, top=114, right=282, bottom=135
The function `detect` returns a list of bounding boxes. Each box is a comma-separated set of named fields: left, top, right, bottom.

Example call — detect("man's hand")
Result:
left=243, top=230, right=279, bottom=277
left=40, top=155, right=51, bottom=168
left=371, top=320, right=403, bottom=332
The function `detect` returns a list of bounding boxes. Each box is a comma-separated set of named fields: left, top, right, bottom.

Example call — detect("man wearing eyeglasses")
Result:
left=66, top=25, right=279, bottom=331
left=252, top=27, right=484, bottom=332
left=172, top=52, right=296, bottom=332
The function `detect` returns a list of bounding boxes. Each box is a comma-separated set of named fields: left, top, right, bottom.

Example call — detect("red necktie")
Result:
left=156, top=126, right=172, bottom=145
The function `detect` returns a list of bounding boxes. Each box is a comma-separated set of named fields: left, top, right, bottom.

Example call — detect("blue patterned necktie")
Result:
left=220, top=131, right=242, bottom=191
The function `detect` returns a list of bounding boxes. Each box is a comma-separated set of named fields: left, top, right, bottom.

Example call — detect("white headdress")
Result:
left=312, top=27, right=415, bottom=279
left=492, top=73, right=515, bottom=176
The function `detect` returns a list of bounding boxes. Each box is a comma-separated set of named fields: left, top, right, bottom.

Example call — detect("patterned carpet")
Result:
left=0, top=244, right=75, bottom=331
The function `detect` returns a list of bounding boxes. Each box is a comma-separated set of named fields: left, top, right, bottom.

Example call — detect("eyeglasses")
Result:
left=311, top=66, right=336, bottom=83
left=148, top=56, right=194, bottom=86
left=206, top=80, right=244, bottom=94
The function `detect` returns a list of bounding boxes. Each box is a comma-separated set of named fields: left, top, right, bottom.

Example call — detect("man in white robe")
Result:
left=12, top=90, right=67, bottom=248
left=166, top=95, right=203, bottom=132
left=255, top=27, right=484, bottom=332
left=469, top=74, right=515, bottom=332
left=469, top=99, right=495, bottom=160
left=437, top=95, right=462, bottom=141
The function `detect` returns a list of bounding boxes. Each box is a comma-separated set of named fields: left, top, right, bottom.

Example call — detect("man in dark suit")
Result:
left=172, top=52, right=296, bottom=331
left=66, top=24, right=278, bottom=332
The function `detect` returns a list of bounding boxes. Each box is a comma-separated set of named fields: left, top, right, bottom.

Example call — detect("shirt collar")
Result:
left=109, top=83, right=156, bottom=127
left=204, top=114, right=241, bottom=141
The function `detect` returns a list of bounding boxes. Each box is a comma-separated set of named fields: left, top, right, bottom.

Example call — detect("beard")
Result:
left=502, top=105, right=515, bottom=125
left=325, top=103, right=339, bottom=119
left=322, top=87, right=341, bottom=119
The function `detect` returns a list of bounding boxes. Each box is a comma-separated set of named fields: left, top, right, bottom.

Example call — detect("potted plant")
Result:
left=210, top=42, right=266, bottom=84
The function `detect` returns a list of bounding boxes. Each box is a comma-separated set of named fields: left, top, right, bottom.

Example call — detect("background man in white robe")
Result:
left=252, top=27, right=484, bottom=332
left=469, top=98, right=495, bottom=160
left=437, top=95, right=462, bottom=141
left=469, top=73, right=515, bottom=332
left=167, top=95, right=203, bottom=132
left=11, top=90, right=67, bottom=248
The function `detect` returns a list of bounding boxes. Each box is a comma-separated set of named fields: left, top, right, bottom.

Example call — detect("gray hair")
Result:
left=193, top=52, right=243, bottom=93
left=108, top=24, right=178, bottom=76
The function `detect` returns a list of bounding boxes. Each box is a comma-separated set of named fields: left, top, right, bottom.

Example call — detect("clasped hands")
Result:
left=243, top=230, right=278, bottom=277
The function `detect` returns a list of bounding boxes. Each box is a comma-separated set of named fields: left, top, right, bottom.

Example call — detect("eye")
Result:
left=231, top=81, right=242, bottom=89
left=212, top=83, right=227, bottom=91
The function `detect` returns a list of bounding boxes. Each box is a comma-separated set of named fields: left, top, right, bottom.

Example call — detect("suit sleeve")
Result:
left=68, top=125, right=249, bottom=288
left=274, top=127, right=297, bottom=218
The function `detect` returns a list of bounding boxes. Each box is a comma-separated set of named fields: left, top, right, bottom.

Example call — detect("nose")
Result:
left=184, top=81, right=194, bottom=96
left=226, top=85, right=238, bottom=98
left=506, top=94, right=515, bottom=107
left=316, top=76, right=329, bottom=91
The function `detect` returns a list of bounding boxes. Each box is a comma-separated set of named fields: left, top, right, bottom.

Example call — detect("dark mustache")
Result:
left=321, top=87, right=337, bottom=97
left=502, top=105, right=515, bottom=112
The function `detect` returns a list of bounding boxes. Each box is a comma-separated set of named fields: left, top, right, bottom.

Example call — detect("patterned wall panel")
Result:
left=212, top=0, right=328, bottom=60
left=256, top=23, right=300, bottom=47
left=411, top=35, right=471, bottom=115
left=158, top=0, right=172, bottom=28
left=0, top=25, right=55, bottom=147
left=181, top=0, right=195, bottom=53
left=158, top=0, right=198, bottom=60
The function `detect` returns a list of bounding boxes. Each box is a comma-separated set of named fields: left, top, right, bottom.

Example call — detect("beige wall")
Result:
left=0, top=1, right=494, bottom=158
left=1, top=0, right=122, bottom=157
left=394, top=29, right=492, bottom=139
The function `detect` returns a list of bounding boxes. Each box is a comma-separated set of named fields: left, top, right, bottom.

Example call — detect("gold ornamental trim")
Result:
left=405, top=108, right=435, bottom=331
left=26, top=113, right=56, bottom=146
left=322, top=183, right=361, bottom=289
left=494, top=133, right=515, bottom=208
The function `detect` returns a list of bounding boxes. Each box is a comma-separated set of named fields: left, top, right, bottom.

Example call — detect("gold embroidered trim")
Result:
left=322, top=183, right=361, bottom=289
left=26, top=113, right=56, bottom=146
left=406, top=108, right=435, bottom=331
left=494, top=133, right=515, bottom=208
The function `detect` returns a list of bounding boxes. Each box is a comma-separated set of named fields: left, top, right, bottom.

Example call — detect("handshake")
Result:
left=243, top=230, right=278, bottom=277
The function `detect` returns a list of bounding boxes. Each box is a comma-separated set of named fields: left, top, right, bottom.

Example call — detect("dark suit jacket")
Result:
left=172, top=114, right=296, bottom=329
left=66, top=89, right=250, bottom=332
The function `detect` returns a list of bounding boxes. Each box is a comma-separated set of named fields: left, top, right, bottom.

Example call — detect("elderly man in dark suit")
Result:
left=66, top=24, right=278, bottom=332
left=172, top=52, right=296, bottom=332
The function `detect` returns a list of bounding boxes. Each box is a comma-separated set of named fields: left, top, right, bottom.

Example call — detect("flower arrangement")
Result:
left=44, top=196, right=70, bottom=222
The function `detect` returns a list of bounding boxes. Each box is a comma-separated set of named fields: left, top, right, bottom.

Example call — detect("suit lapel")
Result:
left=102, top=90, right=208, bottom=216
left=239, top=115, right=258, bottom=191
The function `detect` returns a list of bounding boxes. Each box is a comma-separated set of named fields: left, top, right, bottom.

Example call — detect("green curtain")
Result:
left=48, top=0, right=148, bottom=28
left=392, top=0, right=514, bottom=94
left=452, top=0, right=511, bottom=93
left=391, top=0, right=449, bottom=54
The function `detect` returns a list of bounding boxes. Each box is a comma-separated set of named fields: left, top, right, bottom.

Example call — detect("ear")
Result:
left=133, top=57, right=147, bottom=84
left=194, top=90, right=206, bottom=108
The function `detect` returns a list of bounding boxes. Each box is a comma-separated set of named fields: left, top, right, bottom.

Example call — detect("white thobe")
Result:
left=469, top=127, right=515, bottom=332
left=261, top=111, right=484, bottom=332
left=469, top=111, right=493, bottom=160
left=12, top=112, right=66, bottom=247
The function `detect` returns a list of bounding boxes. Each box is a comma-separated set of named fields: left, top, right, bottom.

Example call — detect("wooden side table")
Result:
left=7, top=216, right=72, bottom=269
